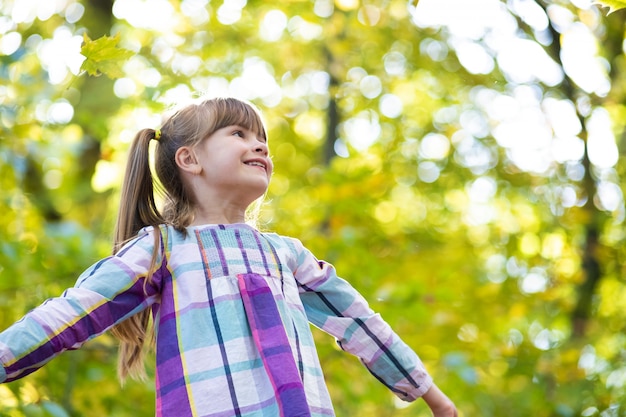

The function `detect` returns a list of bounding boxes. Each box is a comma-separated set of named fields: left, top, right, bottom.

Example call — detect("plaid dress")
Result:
left=0, top=224, right=433, bottom=416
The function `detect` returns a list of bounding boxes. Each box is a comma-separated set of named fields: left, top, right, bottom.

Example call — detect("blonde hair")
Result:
left=110, top=97, right=267, bottom=381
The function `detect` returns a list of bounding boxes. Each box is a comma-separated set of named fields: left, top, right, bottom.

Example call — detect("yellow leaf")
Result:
left=79, top=33, right=134, bottom=79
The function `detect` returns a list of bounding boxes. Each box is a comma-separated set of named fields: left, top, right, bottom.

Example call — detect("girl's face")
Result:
left=190, top=124, right=273, bottom=207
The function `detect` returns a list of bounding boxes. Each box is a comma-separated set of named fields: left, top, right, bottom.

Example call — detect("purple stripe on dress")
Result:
left=148, top=232, right=195, bottom=417
left=209, top=228, right=230, bottom=276
left=8, top=277, right=152, bottom=376
left=262, top=237, right=305, bottom=379
left=234, top=230, right=252, bottom=274
left=252, top=232, right=272, bottom=277
left=153, top=321, right=191, bottom=414
left=238, top=273, right=310, bottom=417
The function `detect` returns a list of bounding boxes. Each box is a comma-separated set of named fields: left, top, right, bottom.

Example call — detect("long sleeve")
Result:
left=288, top=237, right=433, bottom=402
left=0, top=228, right=164, bottom=383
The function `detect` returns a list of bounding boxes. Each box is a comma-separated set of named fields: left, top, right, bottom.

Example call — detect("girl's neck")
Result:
left=189, top=211, right=247, bottom=226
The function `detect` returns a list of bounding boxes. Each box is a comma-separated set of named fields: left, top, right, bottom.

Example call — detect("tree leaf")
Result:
left=79, top=33, right=134, bottom=79
left=593, top=0, right=626, bottom=13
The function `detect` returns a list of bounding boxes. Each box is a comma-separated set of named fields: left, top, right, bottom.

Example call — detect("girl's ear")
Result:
left=175, top=146, right=202, bottom=175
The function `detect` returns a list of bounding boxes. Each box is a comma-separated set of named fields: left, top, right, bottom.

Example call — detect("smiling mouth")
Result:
left=244, top=161, right=267, bottom=171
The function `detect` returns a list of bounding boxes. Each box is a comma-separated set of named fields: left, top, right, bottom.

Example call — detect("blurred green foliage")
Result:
left=1, top=0, right=626, bottom=416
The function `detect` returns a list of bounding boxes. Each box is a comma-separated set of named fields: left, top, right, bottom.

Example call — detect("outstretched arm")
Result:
left=422, top=384, right=458, bottom=417
left=284, top=236, right=439, bottom=402
left=0, top=228, right=163, bottom=383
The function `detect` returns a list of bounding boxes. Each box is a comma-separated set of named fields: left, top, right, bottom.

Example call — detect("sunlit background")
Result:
left=1, top=0, right=626, bottom=416
left=3, top=0, right=621, bottom=208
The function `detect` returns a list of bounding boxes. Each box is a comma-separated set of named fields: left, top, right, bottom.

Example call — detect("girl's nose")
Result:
left=254, top=141, right=269, bottom=155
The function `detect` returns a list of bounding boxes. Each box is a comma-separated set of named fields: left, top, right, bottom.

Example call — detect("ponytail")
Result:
left=111, top=128, right=163, bottom=382
left=113, top=128, right=163, bottom=252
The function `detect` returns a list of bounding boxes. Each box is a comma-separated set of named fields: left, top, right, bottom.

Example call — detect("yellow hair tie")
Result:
left=154, top=128, right=161, bottom=140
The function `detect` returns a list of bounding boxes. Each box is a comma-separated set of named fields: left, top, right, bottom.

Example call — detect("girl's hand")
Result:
left=421, top=383, right=458, bottom=417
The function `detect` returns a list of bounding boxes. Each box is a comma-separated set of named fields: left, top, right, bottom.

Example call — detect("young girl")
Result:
left=0, top=97, right=457, bottom=417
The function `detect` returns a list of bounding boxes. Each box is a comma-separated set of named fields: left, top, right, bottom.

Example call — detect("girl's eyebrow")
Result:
left=233, top=125, right=267, bottom=141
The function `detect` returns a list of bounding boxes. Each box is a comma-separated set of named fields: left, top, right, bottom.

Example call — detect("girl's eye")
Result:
left=233, top=130, right=244, bottom=138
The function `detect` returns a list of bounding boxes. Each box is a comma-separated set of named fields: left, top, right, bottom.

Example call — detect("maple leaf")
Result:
left=79, top=33, right=135, bottom=79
